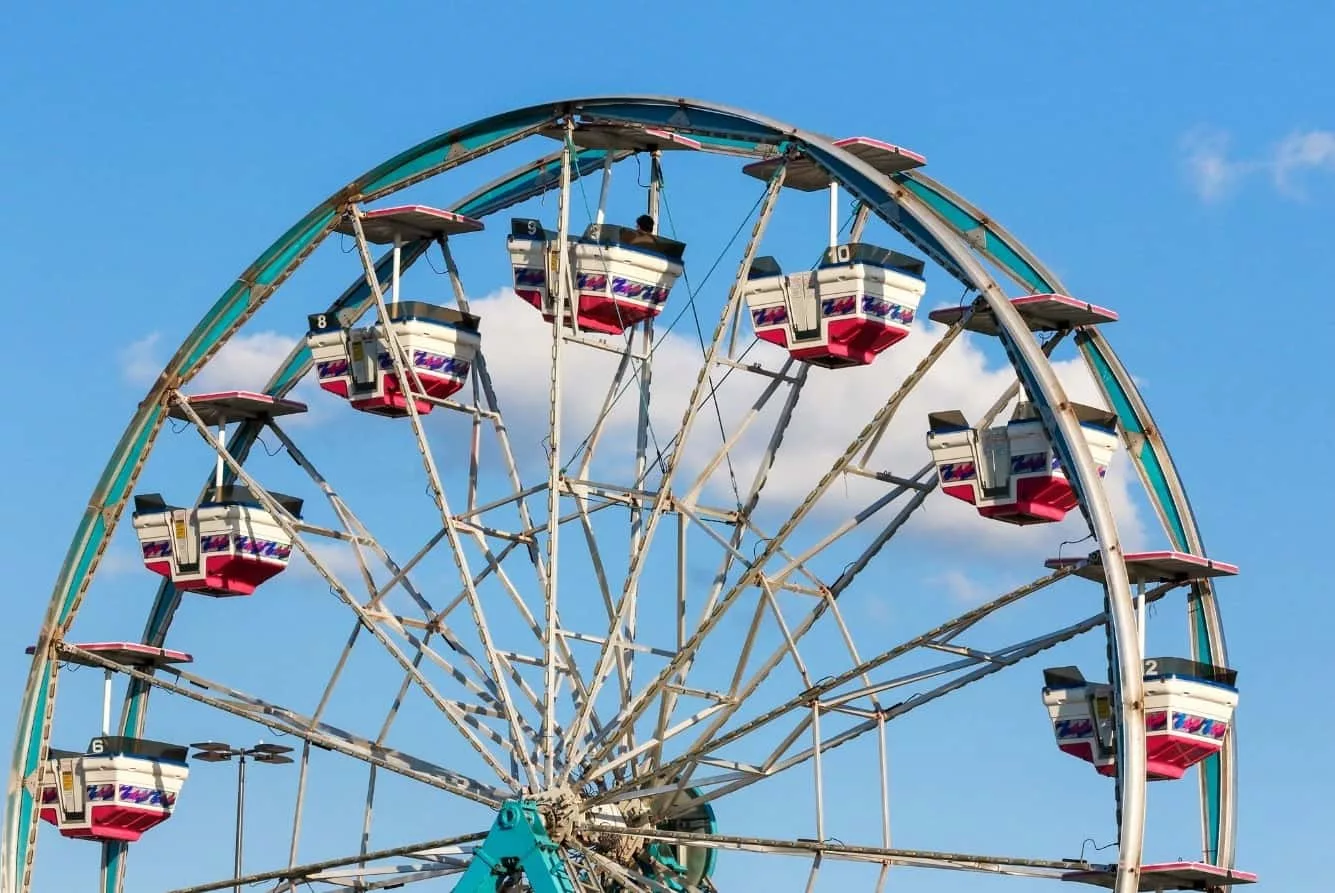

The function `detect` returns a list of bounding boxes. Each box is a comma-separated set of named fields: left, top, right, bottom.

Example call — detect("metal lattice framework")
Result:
left=3, top=96, right=1235, bottom=893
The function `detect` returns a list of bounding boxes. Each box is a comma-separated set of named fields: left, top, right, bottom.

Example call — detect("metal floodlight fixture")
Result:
left=188, top=738, right=294, bottom=893
left=188, top=740, right=295, bottom=761
left=253, top=753, right=294, bottom=765
left=191, top=750, right=234, bottom=763
left=189, top=741, right=233, bottom=752
left=249, top=743, right=293, bottom=756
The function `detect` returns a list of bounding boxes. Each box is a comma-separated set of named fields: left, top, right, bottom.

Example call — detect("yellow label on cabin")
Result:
left=351, top=342, right=365, bottom=361
left=60, top=773, right=73, bottom=792
left=1093, top=697, right=1112, bottom=721
left=173, top=520, right=187, bottom=540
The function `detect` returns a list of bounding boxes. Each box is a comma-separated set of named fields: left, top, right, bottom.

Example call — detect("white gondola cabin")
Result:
left=738, top=136, right=929, bottom=369
left=307, top=301, right=481, bottom=417
left=133, top=392, right=305, bottom=596
left=743, top=243, right=927, bottom=368
left=1041, top=659, right=1238, bottom=781
left=39, top=737, right=189, bottom=843
left=508, top=218, right=686, bottom=334
left=308, top=205, right=485, bottom=418
left=31, top=642, right=194, bottom=844
left=132, top=485, right=302, bottom=596
left=926, top=401, right=1119, bottom=525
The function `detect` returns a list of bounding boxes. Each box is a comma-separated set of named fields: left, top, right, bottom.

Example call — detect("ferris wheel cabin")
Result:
left=1041, top=658, right=1238, bottom=781
left=40, top=737, right=190, bottom=843
left=507, top=218, right=687, bottom=334
left=742, top=244, right=927, bottom=367
left=307, top=206, right=484, bottom=418
left=30, top=643, right=193, bottom=843
left=506, top=125, right=700, bottom=336
left=926, top=401, right=1120, bottom=525
left=1038, top=552, right=1241, bottom=781
left=132, top=392, right=306, bottom=596
left=308, top=300, right=481, bottom=416
left=739, top=136, right=930, bottom=368
left=132, top=485, right=303, bottom=596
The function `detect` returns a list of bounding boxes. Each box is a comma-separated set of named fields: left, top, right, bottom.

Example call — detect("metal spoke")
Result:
left=648, top=480, right=935, bottom=800
left=577, top=826, right=1086, bottom=879
left=645, top=364, right=808, bottom=774
left=543, top=119, right=577, bottom=785
left=266, top=421, right=511, bottom=709
left=569, top=844, right=674, bottom=893
left=561, top=320, right=656, bottom=766
left=678, top=357, right=803, bottom=506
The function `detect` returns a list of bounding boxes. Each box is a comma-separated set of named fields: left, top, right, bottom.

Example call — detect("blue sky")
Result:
left=3, top=1, right=1333, bottom=891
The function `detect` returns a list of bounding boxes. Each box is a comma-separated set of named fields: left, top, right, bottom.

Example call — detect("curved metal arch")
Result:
left=898, top=169, right=1236, bottom=869
left=5, top=96, right=1144, bottom=893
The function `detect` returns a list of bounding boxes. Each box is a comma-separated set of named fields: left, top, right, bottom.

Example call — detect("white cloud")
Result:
left=1273, top=129, right=1335, bottom=197
left=1182, top=126, right=1335, bottom=202
left=97, top=546, right=143, bottom=577
left=191, top=331, right=300, bottom=394
left=117, top=291, right=1154, bottom=564
left=1182, top=128, right=1249, bottom=203
left=932, top=569, right=989, bottom=605
left=118, top=329, right=300, bottom=394
left=463, top=288, right=1151, bottom=559
left=290, top=539, right=374, bottom=586
left=119, top=332, right=163, bottom=386
left=118, top=329, right=324, bottom=423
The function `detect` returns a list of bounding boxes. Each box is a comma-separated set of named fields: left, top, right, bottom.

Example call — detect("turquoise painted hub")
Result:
left=454, top=795, right=717, bottom=893
left=644, top=790, right=718, bottom=892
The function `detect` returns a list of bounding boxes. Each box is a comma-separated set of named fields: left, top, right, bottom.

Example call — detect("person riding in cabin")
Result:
left=623, top=214, right=658, bottom=247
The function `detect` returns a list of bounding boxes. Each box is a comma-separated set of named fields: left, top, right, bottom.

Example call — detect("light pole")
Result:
left=190, top=741, right=294, bottom=892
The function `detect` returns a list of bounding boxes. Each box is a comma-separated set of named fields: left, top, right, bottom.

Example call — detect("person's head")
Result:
left=636, top=214, right=655, bottom=233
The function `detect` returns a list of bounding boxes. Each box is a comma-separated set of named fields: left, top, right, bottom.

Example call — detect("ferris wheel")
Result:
left=3, top=96, right=1254, bottom=893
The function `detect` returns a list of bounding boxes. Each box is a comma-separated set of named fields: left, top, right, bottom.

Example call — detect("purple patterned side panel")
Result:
left=317, top=358, right=350, bottom=379
left=937, top=462, right=977, bottom=483
left=514, top=267, right=546, bottom=287
left=234, top=537, right=291, bottom=561
left=1054, top=710, right=1228, bottom=740
left=141, top=541, right=171, bottom=559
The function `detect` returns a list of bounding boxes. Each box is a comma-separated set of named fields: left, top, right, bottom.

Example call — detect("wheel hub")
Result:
left=534, top=784, right=648, bottom=866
